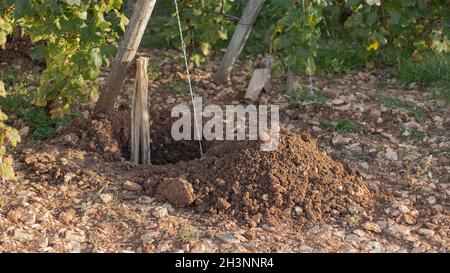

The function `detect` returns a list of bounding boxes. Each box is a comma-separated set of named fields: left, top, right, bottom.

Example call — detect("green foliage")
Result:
left=396, top=53, right=450, bottom=88
left=429, top=87, right=450, bottom=106
left=268, top=0, right=324, bottom=74
left=331, top=117, right=359, bottom=133
left=0, top=86, right=77, bottom=141
left=405, top=128, right=425, bottom=142
left=0, top=0, right=128, bottom=117
left=0, top=7, right=13, bottom=49
left=289, top=87, right=329, bottom=106
left=147, top=0, right=235, bottom=66
left=376, top=93, right=426, bottom=119
left=341, top=0, right=449, bottom=57
left=315, top=39, right=367, bottom=71
left=177, top=225, right=201, bottom=243
left=0, top=66, right=18, bottom=84
left=0, top=80, right=20, bottom=180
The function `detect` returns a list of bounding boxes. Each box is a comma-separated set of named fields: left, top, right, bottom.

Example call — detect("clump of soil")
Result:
left=152, top=129, right=374, bottom=227
left=157, top=178, right=196, bottom=208
left=52, top=116, right=123, bottom=161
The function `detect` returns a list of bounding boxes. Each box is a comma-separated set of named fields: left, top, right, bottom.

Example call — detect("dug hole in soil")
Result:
left=36, top=107, right=376, bottom=228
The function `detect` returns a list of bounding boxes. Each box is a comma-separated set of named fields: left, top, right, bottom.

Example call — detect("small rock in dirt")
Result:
left=353, top=229, right=366, bottom=237
left=35, top=236, right=48, bottom=248
left=190, top=242, right=206, bottom=253
left=285, top=109, right=298, bottom=119
left=152, top=206, right=168, bottom=218
left=157, top=178, right=196, bottom=208
left=215, top=233, right=240, bottom=244
left=389, top=224, right=411, bottom=237
left=65, top=230, right=85, bottom=243
left=66, top=241, right=82, bottom=253
left=23, top=212, right=36, bottom=225
left=368, top=109, right=381, bottom=118
left=426, top=196, right=437, bottom=205
left=345, top=234, right=360, bottom=243
left=19, top=126, right=30, bottom=137
left=99, top=193, right=113, bottom=204
left=385, top=148, right=398, bottom=161
left=346, top=143, right=362, bottom=152
left=362, top=222, right=382, bottom=233
left=244, top=230, right=257, bottom=240
left=367, top=241, right=384, bottom=253
left=433, top=116, right=443, bottom=123
left=141, top=232, right=160, bottom=244
left=358, top=162, right=369, bottom=170
left=331, top=209, right=340, bottom=217
left=138, top=196, right=154, bottom=204
left=122, top=181, right=142, bottom=192
left=332, top=135, right=352, bottom=145
left=418, top=228, right=435, bottom=236
left=14, top=229, right=33, bottom=242
left=312, top=126, right=322, bottom=132
left=330, top=98, right=345, bottom=105
left=402, top=214, right=416, bottom=225
left=298, top=245, right=314, bottom=253
left=294, top=206, right=303, bottom=216
left=59, top=209, right=76, bottom=225
left=398, top=205, right=410, bottom=214
left=216, top=198, right=231, bottom=211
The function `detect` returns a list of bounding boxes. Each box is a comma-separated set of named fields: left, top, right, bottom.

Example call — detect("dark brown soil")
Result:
left=152, top=129, right=374, bottom=227
left=32, top=109, right=375, bottom=227
left=0, top=34, right=44, bottom=69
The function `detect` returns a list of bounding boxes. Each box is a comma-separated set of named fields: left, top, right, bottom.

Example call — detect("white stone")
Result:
left=152, top=206, right=168, bottom=218
left=385, top=148, right=398, bottom=161
left=427, top=196, right=437, bottom=205
left=216, top=233, right=240, bottom=244
left=14, top=229, right=33, bottom=241
left=398, top=205, right=410, bottom=214
left=65, top=230, right=85, bottom=242
left=99, top=193, right=113, bottom=204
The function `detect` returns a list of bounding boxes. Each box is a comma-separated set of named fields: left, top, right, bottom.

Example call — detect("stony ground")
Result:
left=0, top=49, right=448, bottom=253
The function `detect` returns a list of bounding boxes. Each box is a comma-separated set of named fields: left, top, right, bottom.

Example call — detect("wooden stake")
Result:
left=287, top=67, right=294, bottom=94
left=245, top=55, right=273, bottom=102
left=214, top=0, right=264, bottom=84
left=131, top=57, right=151, bottom=165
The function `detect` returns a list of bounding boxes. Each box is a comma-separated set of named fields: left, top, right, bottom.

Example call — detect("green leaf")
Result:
left=29, top=45, right=46, bottom=60
left=89, top=48, right=102, bottom=68
left=367, top=12, right=378, bottom=25
left=0, top=157, right=15, bottom=180
left=6, top=128, right=20, bottom=147
left=0, top=80, right=5, bottom=97
left=13, top=0, right=33, bottom=19
left=0, top=31, right=7, bottom=48
left=388, top=10, right=401, bottom=25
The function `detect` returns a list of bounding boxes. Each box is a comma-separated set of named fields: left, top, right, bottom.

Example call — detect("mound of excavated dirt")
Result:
left=38, top=110, right=374, bottom=227
left=151, top=129, right=374, bottom=227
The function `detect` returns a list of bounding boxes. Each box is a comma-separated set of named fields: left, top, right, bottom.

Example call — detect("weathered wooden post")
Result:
left=127, top=0, right=137, bottom=15
left=131, top=57, right=151, bottom=165
left=214, top=0, right=264, bottom=84
left=287, top=67, right=294, bottom=93
left=95, top=0, right=156, bottom=114
left=245, top=55, right=273, bottom=101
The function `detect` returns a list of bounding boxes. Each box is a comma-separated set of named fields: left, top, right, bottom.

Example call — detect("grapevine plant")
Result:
left=1, top=0, right=128, bottom=117
left=0, top=0, right=127, bottom=179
